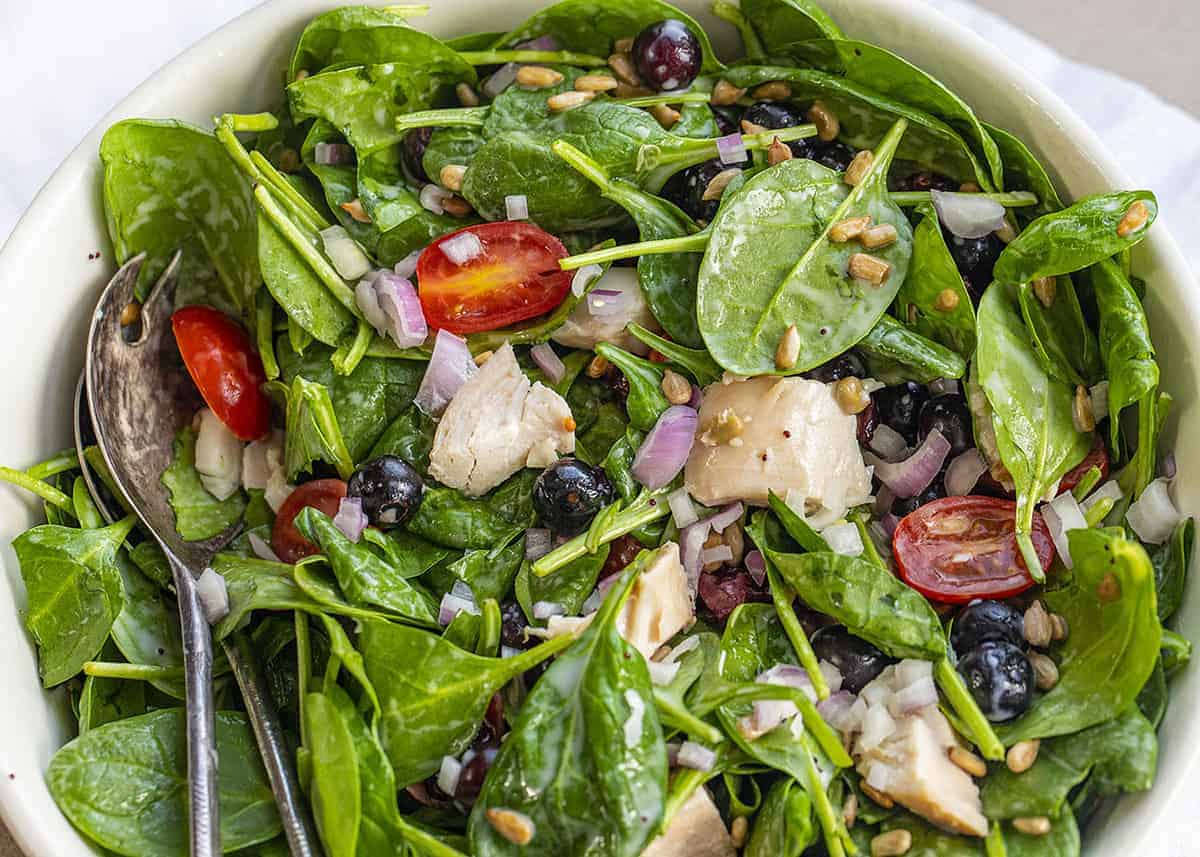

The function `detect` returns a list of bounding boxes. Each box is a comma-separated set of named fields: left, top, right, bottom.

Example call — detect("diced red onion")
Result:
left=676, top=741, right=717, bottom=771
left=333, top=496, right=368, bottom=543
left=393, top=250, right=422, bottom=280
left=745, top=549, right=766, bottom=586
left=420, top=183, right=451, bottom=215
left=945, top=448, right=988, bottom=496
left=1127, top=478, right=1181, bottom=544
left=929, top=377, right=960, bottom=396
left=667, top=487, right=699, bottom=528
left=701, top=544, right=733, bottom=566
left=525, top=527, right=553, bottom=560
left=931, top=190, right=1007, bottom=239
left=532, top=600, right=565, bottom=620
left=530, top=343, right=566, bottom=384
left=866, top=429, right=951, bottom=498
left=248, top=533, right=281, bottom=562
left=687, top=384, right=702, bottom=409
left=1081, top=479, right=1123, bottom=511
left=752, top=698, right=798, bottom=734
left=515, top=35, right=559, bottom=50
left=816, top=690, right=857, bottom=731
left=356, top=276, right=390, bottom=335
left=438, top=589, right=479, bottom=626
left=374, top=272, right=428, bottom=348
left=505, top=194, right=529, bottom=220
left=624, top=689, right=645, bottom=748
left=648, top=660, right=680, bottom=686
left=586, top=288, right=631, bottom=318
left=874, top=484, right=895, bottom=517
left=441, top=231, right=484, bottom=266
left=1089, top=381, right=1109, bottom=424
left=482, top=63, right=520, bottom=97
left=415, top=329, right=477, bottom=416
left=313, top=141, right=356, bottom=166
left=715, top=132, right=747, bottom=165
left=1043, top=491, right=1087, bottom=568
left=1160, top=451, right=1177, bottom=480
left=820, top=521, right=863, bottom=557
left=632, top=405, right=698, bottom=489
left=869, top=424, right=908, bottom=462
left=196, top=567, right=229, bottom=624
left=707, top=502, right=744, bottom=534
left=436, top=755, right=462, bottom=796
left=319, top=225, right=371, bottom=280
left=580, top=588, right=603, bottom=615
left=758, top=663, right=814, bottom=696
left=571, top=263, right=603, bottom=297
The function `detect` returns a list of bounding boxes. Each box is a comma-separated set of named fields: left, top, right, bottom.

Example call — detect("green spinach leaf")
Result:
left=111, top=551, right=184, bottom=698
left=368, top=404, right=438, bottom=474
left=594, top=342, right=670, bottom=431
left=894, top=204, right=976, bottom=357
left=257, top=211, right=355, bottom=346
left=859, top=314, right=968, bottom=382
left=746, top=777, right=817, bottom=857
left=515, top=545, right=610, bottom=621
left=719, top=0, right=843, bottom=56
left=1016, top=274, right=1101, bottom=386
left=983, top=122, right=1062, bottom=215
left=289, top=6, right=429, bottom=79
left=1151, top=517, right=1193, bottom=623
left=161, top=426, right=247, bottom=541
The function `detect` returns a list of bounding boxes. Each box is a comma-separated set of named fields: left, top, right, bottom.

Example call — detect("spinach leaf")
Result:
left=423, top=125, right=487, bottom=192
left=359, top=618, right=571, bottom=786
left=993, top=191, right=1158, bottom=284
left=111, top=551, right=184, bottom=698
left=1016, top=274, right=1101, bottom=386
left=299, top=119, right=379, bottom=250
left=271, top=375, right=355, bottom=480
left=859, top=314, right=968, bottom=382
left=746, top=777, right=817, bottom=857
left=1162, top=628, right=1191, bottom=678
left=975, top=281, right=1090, bottom=579
left=360, top=527, right=453, bottom=580
left=698, top=121, right=912, bottom=376
left=1136, top=658, right=1168, bottom=727
left=357, top=146, right=430, bottom=232
left=468, top=559, right=667, bottom=857
left=1003, top=811, right=1079, bottom=857
left=998, top=527, right=1161, bottom=744
left=495, top=0, right=722, bottom=73
left=78, top=648, right=147, bottom=733
left=983, top=122, right=1062, bottom=215
left=603, top=428, right=645, bottom=502
left=1151, top=517, right=1193, bottom=623
left=213, top=555, right=326, bottom=639
left=437, top=540, right=525, bottom=604
left=575, top=401, right=630, bottom=466
left=47, top=709, right=281, bottom=857
left=161, top=426, right=247, bottom=541
left=99, top=119, right=258, bottom=310
left=406, top=474, right=535, bottom=551
left=877, top=813, right=982, bottom=856
left=894, top=204, right=976, bottom=357
left=982, top=706, right=1156, bottom=820
left=294, top=508, right=439, bottom=625
left=594, top=342, right=670, bottom=431
left=289, top=6, right=430, bottom=79
left=718, top=0, right=843, bottom=56
left=626, top=324, right=723, bottom=387
left=369, top=404, right=438, bottom=474
left=15, top=517, right=133, bottom=687
left=515, top=545, right=610, bottom=621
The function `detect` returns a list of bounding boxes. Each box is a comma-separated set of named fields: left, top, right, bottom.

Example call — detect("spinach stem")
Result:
left=476, top=599, right=502, bottom=658
left=72, top=478, right=103, bottom=530
left=295, top=611, right=311, bottom=749
left=661, top=767, right=710, bottom=828
left=766, top=565, right=830, bottom=700
left=696, top=684, right=851, bottom=768
left=382, top=3, right=430, bottom=16
left=1070, top=465, right=1103, bottom=501
left=551, top=140, right=613, bottom=191
left=83, top=662, right=185, bottom=681
left=1133, top=389, right=1159, bottom=498
left=254, top=289, right=281, bottom=381
left=248, top=150, right=331, bottom=232
left=934, top=657, right=1005, bottom=760
left=0, top=466, right=74, bottom=512
left=652, top=689, right=725, bottom=745
left=986, top=821, right=1009, bottom=857
left=645, top=124, right=818, bottom=187
left=617, top=92, right=714, bottom=108
left=559, top=233, right=708, bottom=270
left=1016, top=532, right=1045, bottom=583
left=799, top=733, right=851, bottom=857
left=24, top=450, right=78, bottom=481
left=889, top=190, right=1038, bottom=208
left=532, top=492, right=670, bottom=576
left=254, top=185, right=363, bottom=319
left=331, top=319, right=374, bottom=376
left=394, top=815, right=470, bottom=857
left=221, top=112, right=279, bottom=133
left=1085, top=496, right=1115, bottom=527
left=458, top=49, right=608, bottom=67
left=710, top=0, right=764, bottom=57
left=394, top=106, right=489, bottom=133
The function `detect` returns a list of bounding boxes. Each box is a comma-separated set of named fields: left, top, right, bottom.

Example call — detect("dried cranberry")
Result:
left=454, top=747, right=499, bottom=803
left=632, top=19, right=702, bottom=91
left=602, top=365, right=630, bottom=403
left=698, top=568, right=771, bottom=622
left=857, top=398, right=878, bottom=444
left=602, top=534, right=644, bottom=578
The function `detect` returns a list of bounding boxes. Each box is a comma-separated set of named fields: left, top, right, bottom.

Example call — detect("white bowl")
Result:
left=0, top=1, right=1195, bottom=854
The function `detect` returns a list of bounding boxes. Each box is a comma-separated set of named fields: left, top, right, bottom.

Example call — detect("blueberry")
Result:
left=811, top=626, right=895, bottom=694
left=533, top=458, right=615, bottom=535
left=804, top=349, right=867, bottom=383
left=812, top=141, right=856, bottom=173
left=711, top=105, right=741, bottom=137
left=632, top=20, right=702, bottom=91
left=660, top=158, right=741, bottom=223
left=347, top=455, right=424, bottom=527
left=500, top=600, right=529, bottom=650
left=742, top=101, right=805, bottom=130
left=918, top=393, right=973, bottom=458
left=871, top=381, right=929, bottom=444
left=950, top=600, right=1025, bottom=655
left=957, top=641, right=1034, bottom=722
left=891, top=481, right=945, bottom=518
left=945, top=231, right=1003, bottom=294
left=402, top=127, right=434, bottom=183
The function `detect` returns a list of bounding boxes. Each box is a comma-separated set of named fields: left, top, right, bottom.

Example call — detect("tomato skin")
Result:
left=893, top=496, right=1055, bottom=604
left=271, top=479, right=348, bottom=564
left=172, top=306, right=270, bottom=441
left=1059, top=435, right=1109, bottom=493
left=416, top=222, right=572, bottom=334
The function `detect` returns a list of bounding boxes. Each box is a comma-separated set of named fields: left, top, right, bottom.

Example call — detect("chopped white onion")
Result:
left=895, top=658, right=933, bottom=686
left=866, top=429, right=951, bottom=498
left=374, top=272, right=429, bottom=348
left=438, top=582, right=479, bottom=625
left=819, top=660, right=844, bottom=693
left=313, top=141, right=356, bottom=166
left=436, top=755, right=462, bottom=797
left=752, top=698, right=798, bottom=735
left=414, top=329, right=477, bottom=416
left=667, top=487, right=699, bottom=528
left=586, top=287, right=632, bottom=317
left=624, top=689, right=645, bottom=747
left=441, top=231, right=484, bottom=266
left=319, top=225, right=371, bottom=280
left=420, top=183, right=451, bottom=215
left=500, top=645, right=522, bottom=658
left=648, top=660, right=681, bottom=686
left=680, top=520, right=709, bottom=592
left=532, top=601, right=565, bottom=620
left=715, top=132, right=747, bottom=165
left=393, top=250, right=422, bottom=279
left=858, top=704, right=897, bottom=751
left=248, top=533, right=281, bottom=563
left=868, top=424, right=908, bottom=462
left=530, top=343, right=566, bottom=384
left=664, top=636, right=701, bottom=665
left=505, top=194, right=529, bottom=220
left=1081, top=478, right=1124, bottom=512
left=745, top=549, right=766, bottom=586
left=1043, top=491, right=1088, bottom=568
left=707, top=502, right=744, bottom=533
left=701, top=544, right=733, bottom=566
left=945, top=448, right=988, bottom=496
left=676, top=741, right=717, bottom=771
left=820, top=521, right=864, bottom=557
left=196, top=567, right=230, bottom=624
left=482, top=62, right=520, bottom=97
left=194, top=408, right=244, bottom=501
left=1127, top=478, right=1182, bottom=544
left=571, top=263, right=603, bottom=297
left=931, top=190, right=1008, bottom=239
left=631, top=405, right=698, bottom=489
left=333, top=496, right=368, bottom=543
left=1089, top=380, right=1109, bottom=424
left=525, top=528, right=553, bottom=560
left=929, top=377, right=960, bottom=396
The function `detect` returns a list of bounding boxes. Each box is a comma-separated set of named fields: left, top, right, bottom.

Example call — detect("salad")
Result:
left=1, top=1, right=1191, bottom=855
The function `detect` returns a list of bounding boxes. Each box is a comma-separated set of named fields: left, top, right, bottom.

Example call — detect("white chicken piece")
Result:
left=641, top=787, right=736, bottom=857
left=428, top=344, right=575, bottom=496
left=684, top=374, right=871, bottom=522
left=545, top=543, right=693, bottom=659
left=241, top=430, right=293, bottom=512
left=551, top=267, right=661, bottom=355
left=194, top=408, right=244, bottom=501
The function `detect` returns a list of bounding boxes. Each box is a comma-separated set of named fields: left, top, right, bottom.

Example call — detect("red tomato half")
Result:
left=893, top=496, right=1055, bottom=604
left=172, top=306, right=270, bottom=441
left=271, top=479, right=348, bottom=564
left=1059, top=435, right=1109, bottom=493
left=416, top=222, right=572, bottom=333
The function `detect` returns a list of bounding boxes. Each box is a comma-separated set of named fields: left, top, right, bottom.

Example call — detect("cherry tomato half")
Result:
left=271, top=479, right=348, bottom=564
left=1059, top=434, right=1109, bottom=493
left=172, top=306, right=270, bottom=441
left=416, top=222, right=572, bottom=334
left=893, top=496, right=1055, bottom=604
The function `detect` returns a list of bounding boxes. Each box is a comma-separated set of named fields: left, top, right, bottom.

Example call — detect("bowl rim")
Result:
left=0, top=1, right=1196, bottom=854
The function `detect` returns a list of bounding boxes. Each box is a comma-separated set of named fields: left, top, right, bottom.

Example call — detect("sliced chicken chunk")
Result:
left=429, top=344, right=575, bottom=496
left=551, top=267, right=660, bottom=355
left=641, top=786, right=735, bottom=857
left=684, top=375, right=871, bottom=523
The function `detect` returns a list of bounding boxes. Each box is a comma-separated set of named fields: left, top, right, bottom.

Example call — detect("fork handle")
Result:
left=168, top=549, right=221, bottom=857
